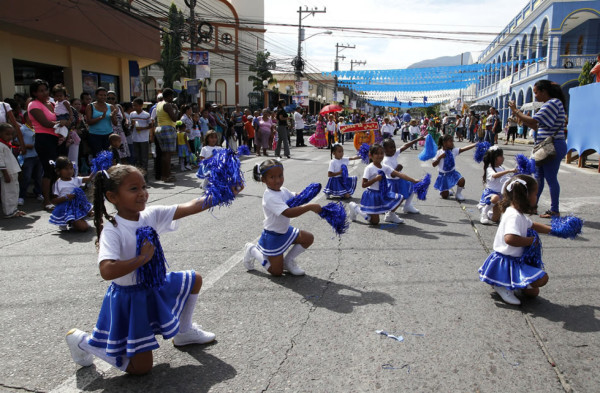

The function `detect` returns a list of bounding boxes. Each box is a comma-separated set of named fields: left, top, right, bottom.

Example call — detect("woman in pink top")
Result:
left=28, top=79, right=69, bottom=211
left=257, top=109, right=276, bottom=156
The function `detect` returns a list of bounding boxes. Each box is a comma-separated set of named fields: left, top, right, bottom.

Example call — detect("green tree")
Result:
left=578, top=60, right=595, bottom=86
left=157, top=3, right=187, bottom=89
left=249, top=51, right=277, bottom=92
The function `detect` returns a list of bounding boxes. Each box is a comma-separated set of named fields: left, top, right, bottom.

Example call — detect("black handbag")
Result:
left=532, top=129, right=560, bottom=166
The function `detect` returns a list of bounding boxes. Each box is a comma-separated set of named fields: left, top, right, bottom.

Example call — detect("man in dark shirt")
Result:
left=274, top=99, right=290, bottom=158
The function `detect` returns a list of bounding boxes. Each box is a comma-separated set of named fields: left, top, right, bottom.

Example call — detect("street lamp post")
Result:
left=263, top=80, right=269, bottom=109
left=312, top=93, right=316, bottom=116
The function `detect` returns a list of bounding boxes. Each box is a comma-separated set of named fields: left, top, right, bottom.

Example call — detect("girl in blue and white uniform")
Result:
left=323, top=143, right=361, bottom=199
left=382, top=137, right=424, bottom=214
left=432, top=134, right=477, bottom=201
left=478, top=147, right=516, bottom=225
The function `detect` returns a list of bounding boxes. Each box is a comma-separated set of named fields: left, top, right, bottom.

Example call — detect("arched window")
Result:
left=522, top=34, right=528, bottom=60
left=514, top=41, right=520, bottom=72
left=577, top=35, right=584, bottom=55
left=215, top=79, right=227, bottom=105
left=507, top=47, right=513, bottom=75
left=530, top=27, right=537, bottom=59
left=564, top=42, right=571, bottom=55
left=540, top=19, right=549, bottom=58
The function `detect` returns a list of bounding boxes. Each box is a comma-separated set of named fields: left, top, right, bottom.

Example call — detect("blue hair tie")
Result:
left=260, top=164, right=283, bottom=176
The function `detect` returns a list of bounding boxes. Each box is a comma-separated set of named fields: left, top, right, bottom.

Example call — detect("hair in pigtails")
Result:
left=252, top=164, right=262, bottom=182
left=253, top=159, right=283, bottom=182
left=500, top=174, right=537, bottom=214
left=438, top=134, right=453, bottom=150
left=482, top=147, right=503, bottom=185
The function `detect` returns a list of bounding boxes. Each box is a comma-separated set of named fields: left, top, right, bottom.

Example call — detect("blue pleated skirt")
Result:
left=257, top=226, right=299, bottom=256
left=434, top=170, right=462, bottom=192
left=478, top=251, right=546, bottom=290
left=360, top=188, right=403, bottom=215
left=195, top=163, right=210, bottom=179
left=478, top=188, right=500, bottom=209
left=88, top=270, right=195, bottom=360
left=323, top=176, right=357, bottom=197
left=388, top=178, right=414, bottom=199
left=49, top=189, right=92, bottom=226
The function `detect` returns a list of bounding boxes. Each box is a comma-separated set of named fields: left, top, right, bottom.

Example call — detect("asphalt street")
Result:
left=1, top=135, right=599, bottom=393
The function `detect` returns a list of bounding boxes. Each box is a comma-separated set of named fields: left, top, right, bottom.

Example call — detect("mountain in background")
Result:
left=407, top=52, right=473, bottom=69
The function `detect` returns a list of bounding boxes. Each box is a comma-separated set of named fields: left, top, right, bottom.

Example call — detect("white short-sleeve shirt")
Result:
left=328, top=157, right=350, bottom=177
left=382, top=149, right=401, bottom=173
left=493, top=206, right=533, bottom=257
left=200, top=145, right=222, bottom=159
left=363, top=163, right=394, bottom=191
left=486, top=165, right=512, bottom=193
left=52, top=177, right=83, bottom=198
left=98, top=205, right=179, bottom=286
left=381, top=124, right=395, bottom=135
left=434, top=147, right=460, bottom=173
left=262, top=187, right=294, bottom=233
left=130, top=110, right=151, bottom=143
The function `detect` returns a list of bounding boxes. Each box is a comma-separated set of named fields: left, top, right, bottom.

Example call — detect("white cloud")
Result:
left=264, top=0, right=529, bottom=71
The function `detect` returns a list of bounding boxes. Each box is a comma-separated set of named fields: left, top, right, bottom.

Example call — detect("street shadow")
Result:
left=81, top=349, right=236, bottom=392
left=249, top=271, right=395, bottom=314
left=580, top=220, right=600, bottom=232
left=402, top=213, right=447, bottom=227
left=523, top=297, right=600, bottom=333
left=52, top=227, right=97, bottom=243
left=0, top=214, right=40, bottom=231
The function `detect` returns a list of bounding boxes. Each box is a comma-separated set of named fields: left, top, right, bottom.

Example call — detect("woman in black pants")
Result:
left=505, top=114, right=518, bottom=145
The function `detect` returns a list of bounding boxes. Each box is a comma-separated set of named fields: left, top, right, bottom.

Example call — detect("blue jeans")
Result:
left=19, top=156, right=43, bottom=198
left=535, top=138, right=567, bottom=213
left=484, top=127, right=494, bottom=144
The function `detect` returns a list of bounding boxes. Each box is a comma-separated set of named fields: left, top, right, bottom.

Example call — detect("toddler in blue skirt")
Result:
left=196, top=130, right=223, bottom=188
left=382, top=137, right=425, bottom=214
left=49, top=156, right=93, bottom=232
left=243, top=159, right=323, bottom=276
left=432, top=134, right=477, bottom=201
left=323, top=143, right=361, bottom=199
left=349, top=144, right=421, bottom=225
left=478, top=175, right=551, bottom=305
left=478, top=147, right=517, bottom=225
left=65, top=165, right=242, bottom=375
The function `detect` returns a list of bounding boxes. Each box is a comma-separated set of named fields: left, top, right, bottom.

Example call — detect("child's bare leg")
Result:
left=293, top=230, right=314, bottom=249
left=369, top=214, right=380, bottom=225
left=191, top=272, right=202, bottom=294
left=457, top=178, right=466, bottom=187
left=267, top=255, right=284, bottom=276
left=71, top=219, right=89, bottom=232
left=524, top=274, right=549, bottom=297
left=126, top=351, right=153, bottom=375
left=440, top=190, right=450, bottom=199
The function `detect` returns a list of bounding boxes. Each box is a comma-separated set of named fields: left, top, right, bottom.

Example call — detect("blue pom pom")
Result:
left=237, top=145, right=251, bottom=156
left=318, top=202, right=349, bottom=236
left=135, top=226, right=169, bottom=289
left=418, top=134, right=437, bottom=161
left=202, top=149, right=245, bottom=209
left=413, top=173, right=431, bottom=201
left=522, top=228, right=544, bottom=269
left=515, top=154, right=536, bottom=175
left=358, top=143, right=370, bottom=164
left=549, top=215, right=583, bottom=239
left=90, top=150, right=113, bottom=173
left=287, top=183, right=322, bottom=207
left=473, top=142, right=491, bottom=163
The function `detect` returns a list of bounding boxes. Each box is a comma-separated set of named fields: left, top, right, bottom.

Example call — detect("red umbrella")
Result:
left=320, top=104, right=343, bottom=115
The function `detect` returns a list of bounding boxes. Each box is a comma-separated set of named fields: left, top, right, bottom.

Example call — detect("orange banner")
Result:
left=339, top=122, right=379, bottom=134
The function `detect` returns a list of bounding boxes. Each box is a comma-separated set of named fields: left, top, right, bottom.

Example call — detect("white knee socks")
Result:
left=79, top=336, right=130, bottom=371
left=179, top=294, right=198, bottom=333
left=250, top=245, right=271, bottom=271
left=285, top=244, right=306, bottom=262
left=354, top=203, right=370, bottom=221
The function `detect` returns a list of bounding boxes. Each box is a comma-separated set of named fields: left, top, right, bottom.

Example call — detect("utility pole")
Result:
left=185, top=0, right=197, bottom=79
left=334, top=43, right=355, bottom=103
left=295, top=6, right=327, bottom=81
left=351, top=60, right=366, bottom=71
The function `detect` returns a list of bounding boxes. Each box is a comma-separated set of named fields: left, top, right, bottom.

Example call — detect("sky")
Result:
left=263, top=0, right=530, bottom=73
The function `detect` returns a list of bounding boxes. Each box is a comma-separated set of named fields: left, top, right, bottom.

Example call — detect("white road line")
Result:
left=50, top=150, right=351, bottom=392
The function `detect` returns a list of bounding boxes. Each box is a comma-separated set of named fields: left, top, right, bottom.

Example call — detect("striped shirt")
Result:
left=533, top=98, right=565, bottom=144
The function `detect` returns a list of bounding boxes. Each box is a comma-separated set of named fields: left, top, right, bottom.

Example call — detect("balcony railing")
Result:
left=559, top=55, right=597, bottom=70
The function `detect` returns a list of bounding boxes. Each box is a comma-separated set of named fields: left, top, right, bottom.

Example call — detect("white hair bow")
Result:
left=506, top=178, right=526, bottom=192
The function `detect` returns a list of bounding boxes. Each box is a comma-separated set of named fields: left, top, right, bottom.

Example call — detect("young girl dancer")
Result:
left=326, top=115, right=336, bottom=148
left=196, top=130, right=223, bottom=188
left=243, top=159, right=322, bottom=276
left=382, top=137, right=424, bottom=214
left=65, top=165, right=242, bottom=375
left=309, top=115, right=327, bottom=149
left=324, top=143, right=361, bottom=199
left=49, top=157, right=93, bottom=232
left=432, top=134, right=477, bottom=201
left=478, top=175, right=551, bottom=305
left=478, top=147, right=517, bottom=225
left=349, top=144, right=420, bottom=225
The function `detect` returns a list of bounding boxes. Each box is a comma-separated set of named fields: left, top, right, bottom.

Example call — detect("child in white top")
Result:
left=323, top=143, right=361, bottom=199
left=478, top=175, right=551, bottom=305
left=349, top=144, right=420, bottom=225
left=243, top=159, right=323, bottom=276
left=196, top=130, right=223, bottom=188
left=0, top=123, right=25, bottom=217
left=65, top=165, right=242, bottom=375
left=52, top=84, right=72, bottom=124
left=49, top=156, right=93, bottom=231
left=326, top=115, right=337, bottom=148
left=432, top=134, right=477, bottom=201
left=478, top=147, right=517, bottom=225
left=380, top=117, right=395, bottom=139
left=382, top=137, right=425, bottom=214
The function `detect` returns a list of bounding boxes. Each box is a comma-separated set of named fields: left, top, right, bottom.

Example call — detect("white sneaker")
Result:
left=348, top=202, right=358, bottom=221
left=455, top=191, right=465, bottom=201
left=403, top=204, right=420, bottom=214
left=59, top=225, right=69, bottom=231
left=494, top=286, right=521, bottom=305
left=283, top=258, right=305, bottom=276
left=384, top=212, right=404, bottom=224
left=65, top=329, right=94, bottom=367
left=36, top=194, right=44, bottom=201
left=17, top=198, right=24, bottom=206
left=480, top=213, right=492, bottom=225
left=173, top=323, right=216, bottom=346
left=242, top=243, right=255, bottom=271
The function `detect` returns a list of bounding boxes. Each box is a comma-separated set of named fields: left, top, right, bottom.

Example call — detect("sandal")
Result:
left=44, top=204, right=55, bottom=212
left=540, top=210, right=559, bottom=218
left=5, top=210, right=26, bottom=218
